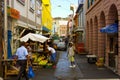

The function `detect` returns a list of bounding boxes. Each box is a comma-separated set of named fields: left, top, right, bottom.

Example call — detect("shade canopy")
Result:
left=100, top=23, right=118, bottom=33
left=42, top=26, right=50, bottom=32
left=20, top=33, right=49, bottom=43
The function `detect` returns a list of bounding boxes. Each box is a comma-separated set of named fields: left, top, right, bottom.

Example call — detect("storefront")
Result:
left=100, top=23, right=118, bottom=70
left=85, top=0, right=120, bottom=74
left=74, top=28, right=85, bottom=54
left=42, top=26, right=50, bottom=34
left=7, top=7, right=20, bottom=59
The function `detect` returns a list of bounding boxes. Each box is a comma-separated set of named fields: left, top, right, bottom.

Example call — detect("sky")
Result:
left=51, top=0, right=79, bottom=18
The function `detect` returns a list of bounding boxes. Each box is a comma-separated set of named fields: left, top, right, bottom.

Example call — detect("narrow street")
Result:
left=54, top=51, right=83, bottom=80
left=29, top=51, right=83, bottom=80
left=7, top=51, right=120, bottom=80
left=1, top=0, right=120, bottom=80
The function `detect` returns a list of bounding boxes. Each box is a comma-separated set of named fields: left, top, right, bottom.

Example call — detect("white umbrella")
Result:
left=20, top=33, right=49, bottom=43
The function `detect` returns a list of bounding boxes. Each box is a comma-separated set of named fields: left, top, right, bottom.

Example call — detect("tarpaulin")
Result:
left=100, top=23, right=118, bottom=33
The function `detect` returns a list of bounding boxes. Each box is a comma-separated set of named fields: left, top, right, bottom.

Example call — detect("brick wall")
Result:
left=86, top=0, right=120, bottom=75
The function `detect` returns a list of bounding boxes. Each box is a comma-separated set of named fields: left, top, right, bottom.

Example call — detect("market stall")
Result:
left=20, top=33, right=49, bottom=43
left=2, top=33, right=50, bottom=79
left=20, top=33, right=52, bottom=69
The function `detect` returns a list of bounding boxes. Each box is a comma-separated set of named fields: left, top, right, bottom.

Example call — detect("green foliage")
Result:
left=52, top=33, right=59, bottom=40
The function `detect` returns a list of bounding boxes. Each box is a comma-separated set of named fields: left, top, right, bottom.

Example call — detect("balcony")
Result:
left=74, top=26, right=84, bottom=32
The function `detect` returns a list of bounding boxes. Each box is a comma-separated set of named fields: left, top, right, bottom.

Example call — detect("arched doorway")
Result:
left=107, top=4, right=118, bottom=70
left=99, top=11, right=106, bottom=58
left=93, top=16, right=98, bottom=56
left=86, top=21, right=89, bottom=52
left=90, top=19, right=93, bottom=54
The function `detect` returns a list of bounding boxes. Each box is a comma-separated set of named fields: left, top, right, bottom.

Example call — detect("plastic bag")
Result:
left=28, top=66, right=35, bottom=78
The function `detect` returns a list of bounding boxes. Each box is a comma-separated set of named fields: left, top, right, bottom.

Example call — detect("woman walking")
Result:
left=67, top=42, right=76, bottom=68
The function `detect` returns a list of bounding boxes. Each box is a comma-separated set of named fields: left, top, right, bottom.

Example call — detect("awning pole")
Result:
left=19, top=29, right=26, bottom=37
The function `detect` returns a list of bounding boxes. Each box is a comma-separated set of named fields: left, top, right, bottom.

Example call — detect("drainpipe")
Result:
left=35, top=0, right=37, bottom=33
left=0, top=0, right=4, bottom=77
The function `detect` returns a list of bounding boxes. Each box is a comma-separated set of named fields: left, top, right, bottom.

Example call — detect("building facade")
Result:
left=6, top=0, right=42, bottom=58
left=42, top=0, right=52, bottom=34
left=59, top=20, right=68, bottom=37
left=53, top=17, right=68, bottom=37
left=85, top=0, right=120, bottom=75
left=73, top=0, right=86, bottom=53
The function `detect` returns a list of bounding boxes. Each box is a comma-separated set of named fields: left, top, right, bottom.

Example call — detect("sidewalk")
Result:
left=75, top=53, right=120, bottom=79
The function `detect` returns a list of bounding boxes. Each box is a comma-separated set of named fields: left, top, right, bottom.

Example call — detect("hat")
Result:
left=69, top=42, right=73, bottom=44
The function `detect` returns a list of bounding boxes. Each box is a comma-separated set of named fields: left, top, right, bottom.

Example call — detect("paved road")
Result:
left=54, top=51, right=83, bottom=80
left=5, top=51, right=120, bottom=80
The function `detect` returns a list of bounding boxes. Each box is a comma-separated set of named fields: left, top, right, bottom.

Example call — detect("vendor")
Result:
left=26, top=43, right=33, bottom=65
left=27, top=43, right=32, bottom=59
left=47, top=44, right=57, bottom=68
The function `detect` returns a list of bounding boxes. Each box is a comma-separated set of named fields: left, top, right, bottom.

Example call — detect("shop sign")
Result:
left=7, top=7, right=20, bottom=19
left=10, top=8, right=20, bottom=19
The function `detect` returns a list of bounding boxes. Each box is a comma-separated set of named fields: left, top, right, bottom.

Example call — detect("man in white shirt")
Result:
left=15, top=42, right=29, bottom=80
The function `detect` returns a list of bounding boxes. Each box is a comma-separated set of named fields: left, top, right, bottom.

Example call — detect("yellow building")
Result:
left=42, top=0, right=53, bottom=34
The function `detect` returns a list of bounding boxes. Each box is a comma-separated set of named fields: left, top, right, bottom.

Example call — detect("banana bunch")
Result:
left=38, top=60, right=48, bottom=65
left=32, top=54, right=38, bottom=62
left=37, top=56, right=45, bottom=62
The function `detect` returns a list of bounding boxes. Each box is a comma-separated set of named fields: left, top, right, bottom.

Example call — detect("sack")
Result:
left=28, top=66, right=35, bottom=78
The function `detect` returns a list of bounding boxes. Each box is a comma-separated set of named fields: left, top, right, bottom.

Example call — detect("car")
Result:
left=57, top=41, right=66, bottom=50
left=53, top=40, right=60, bottom=45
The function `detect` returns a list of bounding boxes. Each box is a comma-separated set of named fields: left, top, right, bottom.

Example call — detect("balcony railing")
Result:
left=73, top=26, right=84, bottom=32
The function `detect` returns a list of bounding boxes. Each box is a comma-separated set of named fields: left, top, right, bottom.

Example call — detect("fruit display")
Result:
left=38, top=60, right=48, bottom=65
left=31, top=49, right=55, bottom=69
left=37, top=56, right=45, bottom=62
left=32, top=53, right=51, bottom=67
left=96, top=57, right=104, bottom=67
left=32, top=53, right=38, bottom=62
left=46, top=63, right=53, bottom=68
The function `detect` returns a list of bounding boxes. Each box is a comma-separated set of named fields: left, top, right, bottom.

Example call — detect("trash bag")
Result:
left=28, top=66, right=35, bottom=78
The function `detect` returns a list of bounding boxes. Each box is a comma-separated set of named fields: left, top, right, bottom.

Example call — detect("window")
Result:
left=7, top=0, right=9, bottom=5
left=17, top=0, right=25, bottom=6
left=91, top=0, right=94, bottom=5
left=62, top=30, right=65, bottom=34
left=29, top=0, right=35, bottom=13
left=36, top=1, right=41, bottom=17
left=110, top=38, right=113, bottom=51
left=87, top=0, right=95, bottom=9
left=87, top=0, right=90, bottom=9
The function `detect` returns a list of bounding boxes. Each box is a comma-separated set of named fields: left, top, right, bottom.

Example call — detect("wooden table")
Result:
left=2, top=59, right=19, bottom=79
